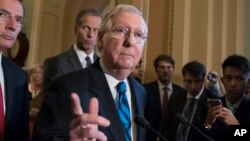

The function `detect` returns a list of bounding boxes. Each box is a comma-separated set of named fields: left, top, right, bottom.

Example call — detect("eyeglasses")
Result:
left=0, top=9, right=24, bottom=28
left=109, top=27, right=147, bottom=44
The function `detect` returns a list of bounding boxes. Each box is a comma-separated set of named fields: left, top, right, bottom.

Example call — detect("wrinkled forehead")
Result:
left=0, top=0, right=24, bottom=17
left=112, top=12, right=147, bottom=32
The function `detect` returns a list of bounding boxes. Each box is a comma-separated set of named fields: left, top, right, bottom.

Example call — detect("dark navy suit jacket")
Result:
left=33, top=60, right=146, bottom=141
left=144, top=80, right=185, bottom=141
left=161, top=88, right=218, bottom=141
left=210, top=95, right=250, bottom=141
left=2, top=56, right=30, bottom=141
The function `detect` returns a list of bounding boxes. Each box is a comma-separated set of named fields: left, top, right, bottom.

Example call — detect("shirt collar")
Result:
left=73, top=44, right=94, bottom=61
left=157, top=80, right=173, bottom=92
left=187, top=85, right=204, bottom=99
left=225, top=95, right=244, bottom=110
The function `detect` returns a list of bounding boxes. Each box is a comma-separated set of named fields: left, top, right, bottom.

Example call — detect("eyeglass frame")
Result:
left=0, top=8, right=24, bottom=28
left=107, top=26, right=147, bottom=44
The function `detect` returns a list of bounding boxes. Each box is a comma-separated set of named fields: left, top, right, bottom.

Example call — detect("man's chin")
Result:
left=0, top=43, right=14, bottom=49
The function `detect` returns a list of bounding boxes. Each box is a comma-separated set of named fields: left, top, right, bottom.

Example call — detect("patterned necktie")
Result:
left=176, top=98, right=196, bottom=141
left=116, top=81, right=131, bottom=141
left=0, top=84, right=4, bottom=140
left=85, top=56, right=92, bottom=67
left=161, top=86, right=168, bottom=121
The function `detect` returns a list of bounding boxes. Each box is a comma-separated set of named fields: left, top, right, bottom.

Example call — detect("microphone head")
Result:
left=175, top=113, right=189, bottom=124
left=133, top=116, right=150, bottom=128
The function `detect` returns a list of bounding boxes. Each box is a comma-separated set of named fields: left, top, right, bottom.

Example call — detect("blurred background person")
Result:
left=29, top=65, right=43, bottom=95
left=28, top=64, right=44, bottom=138
left=144, top=54, right=185, bottom=141
left=130, top=59, right=142, bottom=83
left=29, top=64, right=43, bottom=118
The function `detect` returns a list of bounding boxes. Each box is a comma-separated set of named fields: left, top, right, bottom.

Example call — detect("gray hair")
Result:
left=98, top=4, right=148, bottom=37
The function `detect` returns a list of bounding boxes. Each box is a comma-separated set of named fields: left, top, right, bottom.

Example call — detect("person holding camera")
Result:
left=204, top=54, right=250, bottom=141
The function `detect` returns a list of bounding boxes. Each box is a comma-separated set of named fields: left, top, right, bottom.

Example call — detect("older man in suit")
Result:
left=33, top=4, right=148, bottom=141
left=0, top=0, right=30, bottom=140
left=42, top=9, right=101, bottom=95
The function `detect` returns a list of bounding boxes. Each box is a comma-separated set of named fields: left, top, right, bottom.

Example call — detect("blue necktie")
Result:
left=116, top=81, right=131, bottom=141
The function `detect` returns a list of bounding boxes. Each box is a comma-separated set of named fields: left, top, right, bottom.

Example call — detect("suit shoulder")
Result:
left=143, top=80, right=157, bottom=88
left=44, top=48, right=75, bottom=62
left=3, top=57, right=27, bottom=74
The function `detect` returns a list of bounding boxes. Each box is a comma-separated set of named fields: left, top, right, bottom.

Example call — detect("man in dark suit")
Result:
left=144, top=54, right=185, bottom=141
left=33, top=4, right=148, bottom=141
left=161, top=61, right=218, bottom=141
left=42, top=9, right=101, bottom=94
left=0, top=0, right=30, bottom=140
left=205, top=54, right=250, bottom=141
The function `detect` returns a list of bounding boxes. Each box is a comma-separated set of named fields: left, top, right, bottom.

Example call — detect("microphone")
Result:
left=175, top=113, right=214, bottom=141
left=134, top=116, right=168, bottom=141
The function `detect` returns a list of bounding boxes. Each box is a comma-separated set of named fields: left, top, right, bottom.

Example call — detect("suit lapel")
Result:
left=192, top=89, right=209, bottom=123
left=88, top=63, right=125, bottom=140
left=67, top=48, right=82, bottom=70
left=2, top=58, right=14, bottom=126
left=128, top=78, right=145, bottom=141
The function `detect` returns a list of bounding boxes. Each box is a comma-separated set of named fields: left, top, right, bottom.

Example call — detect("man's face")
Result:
left=0, top=0, right=23, bottom=51
left=99, top=12, right=147, bottom=71
left=221, top=67, right=248, bottom=99
left=155, top=61, right=174, bottom=85
left=75, top=15, right=101, bottom=52
left=183, top=73, right=205, bottom=97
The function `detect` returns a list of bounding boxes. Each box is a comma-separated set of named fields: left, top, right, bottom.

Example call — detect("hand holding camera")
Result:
left=207, top=71, right=219, bottom=84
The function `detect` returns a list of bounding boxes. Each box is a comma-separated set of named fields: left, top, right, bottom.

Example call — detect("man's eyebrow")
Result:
left=0, top=8, right=24, bottom=18
left=0, top=8, right=10, bottom=14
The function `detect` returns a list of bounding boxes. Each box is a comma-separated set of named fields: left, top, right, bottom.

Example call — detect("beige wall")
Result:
left=23, top=0, right=247, bottom=86
left=143, top=0, right=171, bottom=83
left=171, top=0, right=245, bottom=85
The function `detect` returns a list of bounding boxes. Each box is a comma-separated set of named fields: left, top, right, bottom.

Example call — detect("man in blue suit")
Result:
left=0, top=0, right=30, bottom=140
left=33, top=4, right=148, bottom=141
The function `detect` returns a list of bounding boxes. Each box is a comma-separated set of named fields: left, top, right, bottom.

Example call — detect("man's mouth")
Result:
left=1, top=35, right=14, bottom=40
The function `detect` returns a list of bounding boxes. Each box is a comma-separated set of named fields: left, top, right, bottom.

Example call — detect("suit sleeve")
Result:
left=42, top=58, right=61, bottom=95
left=32, top=77, right=73, bottom=141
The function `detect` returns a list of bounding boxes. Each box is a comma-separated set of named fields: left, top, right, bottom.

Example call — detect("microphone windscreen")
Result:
left=133, top=116, right=150, bottom=128
left=175, top=113, right=189, bottom=124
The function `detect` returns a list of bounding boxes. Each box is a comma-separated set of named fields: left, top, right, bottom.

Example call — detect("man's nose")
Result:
left=6, top=17, right=17, bottom=31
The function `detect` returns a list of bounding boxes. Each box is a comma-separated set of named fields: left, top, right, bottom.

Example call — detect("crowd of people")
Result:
left=0, top=0, right=250, bottom=141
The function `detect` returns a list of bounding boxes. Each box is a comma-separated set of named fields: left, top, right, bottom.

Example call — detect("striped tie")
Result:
left=85, top=56, right=92, bottom=67
left=116, top=81, right=131, bottom=141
